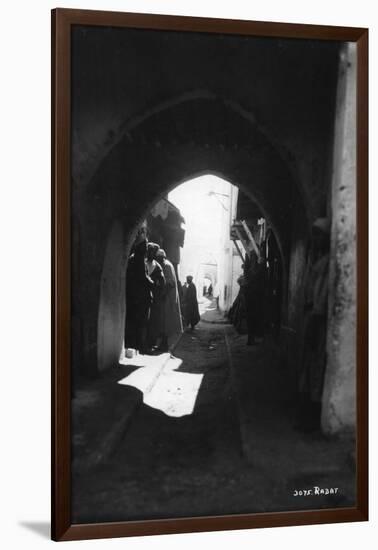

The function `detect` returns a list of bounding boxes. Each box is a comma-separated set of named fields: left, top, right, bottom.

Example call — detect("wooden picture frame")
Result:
left=52, top=8, right=368, bottom=542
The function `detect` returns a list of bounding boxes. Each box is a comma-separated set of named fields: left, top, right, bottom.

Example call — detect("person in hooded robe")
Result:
left=124, top=229, right=154, bottom=355
left=146, top=242, right=165, bottom=351
left=244, top=249, right=265, bottom=345
left=183, top=275, right=200, bottom=330
left=155, top=249, right=183, bottom=351
left=228, top=265, right=247, bottom=334
left=296, top=217, right=330, bottom=432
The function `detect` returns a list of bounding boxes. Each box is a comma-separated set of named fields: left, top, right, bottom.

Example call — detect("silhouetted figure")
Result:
left=228, top=267, right=247, bottom=334
left=146, top=243, right=165, bottom=351
left=183, top=275, right=200, bottom=329
left=244, top=250, right=265, bottom=345
left=155, top=249, right=183, bottom=351
left=207, top=283, right=213, bottom=297
left=125, top=235, right=154, bottom=354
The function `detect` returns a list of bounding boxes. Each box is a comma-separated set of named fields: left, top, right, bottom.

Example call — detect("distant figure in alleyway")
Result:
left=125, top=229, right=154, bottom=354
left=146, top=242, right=165, bottom=351
left=207, top=283, right=213, bottom=297
left=244, top=249, right=265, bottom=345
left=297, top=218, right=330, bottom=432
left=183, top=275, right=200, bottom=329
left=155, top=249, right=183, bottom=351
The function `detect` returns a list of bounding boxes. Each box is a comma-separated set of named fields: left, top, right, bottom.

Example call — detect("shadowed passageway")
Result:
left=69, top=27, right=358, bottom=524
left=72, top=304, right=355, bottom=524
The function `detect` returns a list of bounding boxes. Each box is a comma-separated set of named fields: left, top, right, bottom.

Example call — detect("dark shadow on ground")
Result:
left=71, top=322, right=356, bottom=524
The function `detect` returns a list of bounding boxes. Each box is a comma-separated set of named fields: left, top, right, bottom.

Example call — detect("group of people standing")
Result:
left=124, top=229, right=201, bottom=355
left=124, top=229, right=182, bottom=355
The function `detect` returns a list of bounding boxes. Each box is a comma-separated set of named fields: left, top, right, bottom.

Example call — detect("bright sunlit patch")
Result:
left=168, top=175, right=236, bottom=286
left=118, top=354, right=203, bottom=417
left=119, top=352, right=171, bottom=393
left=198, top=296, right=212, bottom=315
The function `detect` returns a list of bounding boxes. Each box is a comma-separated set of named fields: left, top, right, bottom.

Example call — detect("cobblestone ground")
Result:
left=72, top=304, right=355, bottom=524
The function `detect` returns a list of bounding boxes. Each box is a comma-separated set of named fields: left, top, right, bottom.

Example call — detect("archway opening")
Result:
left=69, top=29, right=357, bottom=523
left=87, top=95, right=307, bottom=381
left=116, top=173, right=284, bottom=418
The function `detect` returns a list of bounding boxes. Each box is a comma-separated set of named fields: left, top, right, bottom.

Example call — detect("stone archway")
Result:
left=72, top=95, right=308, bottom=375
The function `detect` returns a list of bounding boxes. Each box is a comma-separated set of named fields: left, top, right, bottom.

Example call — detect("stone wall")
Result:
left=322, top=43, right=357, bottom=435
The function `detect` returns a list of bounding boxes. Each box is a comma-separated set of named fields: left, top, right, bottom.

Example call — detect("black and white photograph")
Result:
left=0, top=0, right=374, bottom=548
left=68, top=19, right=360, bottom=526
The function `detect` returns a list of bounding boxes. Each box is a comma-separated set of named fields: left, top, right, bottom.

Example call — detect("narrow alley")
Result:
left=66, top=27, right=359, bottom=528
left=72, top=300, right=355, bottom=524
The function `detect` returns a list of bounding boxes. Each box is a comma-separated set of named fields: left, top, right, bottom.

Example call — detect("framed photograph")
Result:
left=52, top=8, right=368, bottom=542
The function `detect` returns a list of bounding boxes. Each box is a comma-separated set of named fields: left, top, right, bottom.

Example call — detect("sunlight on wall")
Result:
left=169, top=175, right=232, bottom=281
left=169, top=174, right=240, bottom=310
